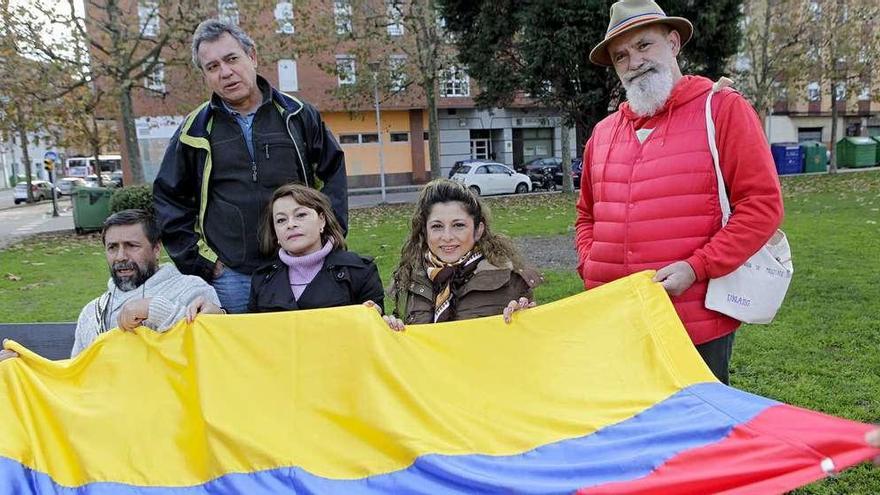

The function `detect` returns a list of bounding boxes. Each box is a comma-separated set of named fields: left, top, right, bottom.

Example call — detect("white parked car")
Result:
left=451, top=162, right=532, bottom=196
left=13, top=180, right=57, bottom=204
left=58, top=177, right=87, bottom=195
left=83, top=174, right=114, bottom=188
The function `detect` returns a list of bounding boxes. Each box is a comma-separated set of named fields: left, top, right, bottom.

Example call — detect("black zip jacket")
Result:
left=248, top=249, right=384, bottom=314
left=153, top=76, right=348, bottom=281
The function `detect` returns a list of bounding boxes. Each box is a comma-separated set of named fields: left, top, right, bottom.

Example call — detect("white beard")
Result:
left=622, top=62, right=675, bottom=117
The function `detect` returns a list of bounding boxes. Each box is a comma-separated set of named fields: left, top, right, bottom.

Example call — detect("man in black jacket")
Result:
left=153, top=19, right=347, bottom=313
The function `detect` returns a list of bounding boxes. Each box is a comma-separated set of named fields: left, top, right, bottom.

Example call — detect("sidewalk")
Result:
left=0, top=203, right=75, bottom=250
left=349, top=184, right=421, bottom=197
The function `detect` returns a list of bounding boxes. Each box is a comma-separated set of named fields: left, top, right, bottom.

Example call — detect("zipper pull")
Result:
left=252, top=162, right=257, bottom=182
left=265, top=143, right=269, bottom=159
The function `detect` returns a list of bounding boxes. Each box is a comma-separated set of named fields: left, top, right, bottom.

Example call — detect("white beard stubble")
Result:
left=622, top=62, right=675, bottom=117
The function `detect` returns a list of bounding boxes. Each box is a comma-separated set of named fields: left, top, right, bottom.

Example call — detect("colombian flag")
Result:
left=0, top=272, right=876, bottom=494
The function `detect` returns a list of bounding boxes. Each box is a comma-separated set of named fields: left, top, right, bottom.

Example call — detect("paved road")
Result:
left=0, top=197, right=74, bottom=249
left=0, top=187, right=17, bottom=208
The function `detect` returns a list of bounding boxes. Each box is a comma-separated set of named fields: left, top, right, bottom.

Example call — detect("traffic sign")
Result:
left=44, top=151, right=58, bottom=162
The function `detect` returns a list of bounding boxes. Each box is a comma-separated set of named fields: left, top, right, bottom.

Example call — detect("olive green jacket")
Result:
left=401, top=260, right=543, bottom=324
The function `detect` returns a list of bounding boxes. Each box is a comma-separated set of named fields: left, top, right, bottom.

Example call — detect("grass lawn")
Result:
left=1, top=171, right=878, bottom=492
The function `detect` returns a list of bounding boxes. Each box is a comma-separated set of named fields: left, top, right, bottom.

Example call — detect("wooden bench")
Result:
left=0, top=323, right=76, bottom=360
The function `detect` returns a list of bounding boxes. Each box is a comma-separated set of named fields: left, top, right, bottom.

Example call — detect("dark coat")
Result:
left=402, top=260, right=543, bottom=324
left=248, top=250, right=384, bottom=314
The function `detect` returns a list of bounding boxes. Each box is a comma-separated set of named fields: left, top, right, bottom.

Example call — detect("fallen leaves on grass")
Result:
left=782, top=170, right=880, bottom=199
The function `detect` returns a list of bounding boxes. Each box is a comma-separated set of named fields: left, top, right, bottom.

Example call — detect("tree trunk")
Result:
left=757, top=107, right=769, bottom=135
left=90, top=111, right=105, bottom=187
left=559, top=119, right=573, bottom=193
left=425, top=79, right=442, bottom=178
left=16, top=118, right=34, bottom=203
left=828, top=79, right=838, bottom=174
left=118, top=85, right=145, bottom=184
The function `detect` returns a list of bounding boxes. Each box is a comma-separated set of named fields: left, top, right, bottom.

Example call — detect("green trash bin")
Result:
left=800, top=141, right=828, bottom=173
left=73, top=187, right=113, bottom=234
left=871, top=136, right=880, bottom=165
left=836, top=137, right=877, bottom=168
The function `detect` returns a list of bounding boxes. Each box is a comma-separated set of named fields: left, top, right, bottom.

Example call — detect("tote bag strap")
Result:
left=705, top=76, right=734, bottom=226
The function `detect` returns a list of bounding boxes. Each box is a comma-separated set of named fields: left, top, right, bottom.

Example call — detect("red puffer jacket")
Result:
left=575, top=76, right=783, bottom=345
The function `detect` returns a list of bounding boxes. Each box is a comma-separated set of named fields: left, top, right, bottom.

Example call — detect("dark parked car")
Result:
left=518, top=157, right=562, bottom=190
left=555, top=159, right=583, bottom=188
left=110, top=170, right=124, bottom=188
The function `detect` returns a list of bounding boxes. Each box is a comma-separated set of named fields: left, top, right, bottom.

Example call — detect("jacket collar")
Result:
left=182, top=75, right=305, bottom=142
left=410, top=259, right=513, bottom=295
left=257, top=248, right=368, bottom=275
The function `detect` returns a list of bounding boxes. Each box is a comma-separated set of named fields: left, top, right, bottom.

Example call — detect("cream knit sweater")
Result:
left=71, top=263, right=219, bottom=357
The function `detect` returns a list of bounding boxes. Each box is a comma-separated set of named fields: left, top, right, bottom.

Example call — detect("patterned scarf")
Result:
left=424, top=249, right=483, bottom=323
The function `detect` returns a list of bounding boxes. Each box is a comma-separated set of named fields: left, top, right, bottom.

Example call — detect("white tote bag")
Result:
left=703, top=78, right=793, bottom=324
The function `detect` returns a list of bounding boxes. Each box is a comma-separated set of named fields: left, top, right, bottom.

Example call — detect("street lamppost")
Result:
left=368, top=62, right=387, bottom=203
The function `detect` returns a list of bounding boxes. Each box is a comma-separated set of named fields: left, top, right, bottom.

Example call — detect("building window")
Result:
left=277, top=59, right=298, bottom=92
left=858, top=86, right=871, bottom=101
left=440, top=66, right=470, bottom=97
left=835, top=83, right=846, bottom=102
left=338, top=133, right=384, bottom=144
left=423, top=131, right=429, bottom=140
left=336, top=55, right=356, bottom=85
left=797, top=127, right=823, bottom=143
left=144, top=61, right=165, bottom=94
left=807, top=82, right=820, bottom=102
left=138, top=0, right=159, bottom=37
left=334, top=0, right=352, bottom=35
left=389, top=54, right=407, bottom=92
left=218, top=0, right=239, bottom=25
left=274, top=1, right=294, bottom=34
left=390, top=132, right=409, bottom=142
left=386, top=0, right=404, bottom=36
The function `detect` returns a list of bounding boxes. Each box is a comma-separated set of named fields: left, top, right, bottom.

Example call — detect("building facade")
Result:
left=765, top=96, right=880, bottom=145
left=0, top=132, right=62, bottom=188
left=93, top=1, right=573, bottom=187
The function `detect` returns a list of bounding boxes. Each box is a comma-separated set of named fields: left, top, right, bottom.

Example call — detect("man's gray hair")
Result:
left=191, top=19, right=255, bottom=69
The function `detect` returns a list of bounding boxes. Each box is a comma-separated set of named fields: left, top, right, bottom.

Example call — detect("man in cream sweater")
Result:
left=68, top=209, right=222, bottom=357
left=0, top=209, right=221, bottom=361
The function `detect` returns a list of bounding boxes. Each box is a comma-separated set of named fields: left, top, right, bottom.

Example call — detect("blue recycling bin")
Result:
left=770, top=143, right=804, bottom=175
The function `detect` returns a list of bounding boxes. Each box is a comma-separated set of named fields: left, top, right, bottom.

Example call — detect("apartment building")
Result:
left=756, top=0, right=880, bottom=145
left=766, top=83, right=880, bottom=145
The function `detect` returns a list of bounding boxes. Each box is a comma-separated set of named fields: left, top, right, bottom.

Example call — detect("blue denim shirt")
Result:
left=221, top=99, right=257, bottom=160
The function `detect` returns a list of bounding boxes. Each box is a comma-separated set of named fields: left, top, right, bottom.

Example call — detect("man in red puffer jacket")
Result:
left=576, top=0, right=783, bottom=384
